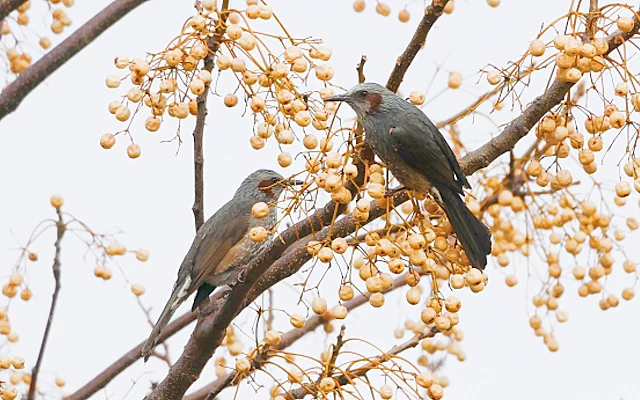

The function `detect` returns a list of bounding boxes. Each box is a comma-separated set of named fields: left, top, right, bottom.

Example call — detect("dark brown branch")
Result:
left=460, top=19, right=640, bottom=176
left=184, top=272, right=415, bottom=400
left=0, top=0, right=149, bottom=122
left=0, top=0, right=27, bottom=26
left=386, top=0, right=450, bottom=92
left=27, top=208, right=65, bottom=400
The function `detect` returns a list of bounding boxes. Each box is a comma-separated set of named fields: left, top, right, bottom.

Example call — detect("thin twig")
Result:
left=0, top=0, right=150, bottom=122
left=27, top=208, right=65, bottom=400
left=435, top=86, right=502, bottom=129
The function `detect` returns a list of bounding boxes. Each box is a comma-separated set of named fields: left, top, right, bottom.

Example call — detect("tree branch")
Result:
left=0, top=0, right=149, bottom=122
left=386, top=0, right=450, bottom=92
left=0, top=0, right=26, bottom=26
left=27, top=208, right=65, bottom=400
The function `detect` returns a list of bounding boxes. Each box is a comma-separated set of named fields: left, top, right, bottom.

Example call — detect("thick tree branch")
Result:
left=0, top=0, right=26, bottom=25
left=386, top=0, right=450, bottom=92
left=27, top=208, right=65, bottom=400
left=460, top=19, right=640, bottom=176
left=0, top=0, right=149, bottom=122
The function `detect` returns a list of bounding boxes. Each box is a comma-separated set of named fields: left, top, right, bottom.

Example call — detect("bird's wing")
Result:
left=189, top=199, right=253, bottom=294
left=389, top=116, right=469, bottom=194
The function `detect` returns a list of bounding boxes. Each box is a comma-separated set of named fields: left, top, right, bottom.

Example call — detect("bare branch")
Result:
left=386, top=0, right=450, bottom=92
left=0, top=0, right=149, bottom=122
left=27, top=208, right=65, bottom=400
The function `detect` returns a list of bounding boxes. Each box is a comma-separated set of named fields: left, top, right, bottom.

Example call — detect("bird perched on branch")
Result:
left=141, top=169, right=302, bottom=361
left=326, top=82, right=491, bottom=269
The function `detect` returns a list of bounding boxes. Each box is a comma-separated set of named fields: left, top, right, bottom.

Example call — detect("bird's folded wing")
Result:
left=389, top=120, right=469, bottom=194
left=190, top=200, right=252, bottom=293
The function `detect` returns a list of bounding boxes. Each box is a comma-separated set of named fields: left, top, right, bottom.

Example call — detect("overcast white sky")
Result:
left=1, top=0, right=640, bottom=399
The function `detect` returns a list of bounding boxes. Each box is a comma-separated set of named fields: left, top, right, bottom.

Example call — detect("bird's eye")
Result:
left=359, top=90, right=369, bottom=97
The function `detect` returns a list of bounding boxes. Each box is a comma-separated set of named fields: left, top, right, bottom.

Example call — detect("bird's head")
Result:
left=325, top=82, right=392, bottom=117
left=236, top=169, right=303, bottom=201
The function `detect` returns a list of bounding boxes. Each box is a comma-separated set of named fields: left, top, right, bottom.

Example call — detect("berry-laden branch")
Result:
left=27, top=207, right=66, bottom=400
left=289, top=327, right=439, bottom=399
left=386, top=0, right=451, bottom=93
left=0, top=0, right=149, bottom=122
left=146, top=190, right=409, bottom=400
left=460, top=15, right=640, bottom=176
left=192, top=0, right=230, bottom=230
left=183, top=271, right=417, bottom=400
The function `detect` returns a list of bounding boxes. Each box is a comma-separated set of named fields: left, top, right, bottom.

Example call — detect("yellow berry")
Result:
left=134, top=248, right=149, bottom=262
left=127, top=144, right=141, bottom=159
left=529, top=39, right=545, bottom=57
left=375, top=2, right=390, bottom=16
left=290, top=314, right=305, bottom=328
left=312, top=297, right=327, bottom=314
left=398, top=9, right=410, bottom=23
left=251, top=202, right=270, bottom=219
left=131, top=283, right=145, bottom=296
left=249, top=226, right=268, bottom=242
left=50, top=194, right=64, bottom=208
left=448, top=71, right=463, bottom=89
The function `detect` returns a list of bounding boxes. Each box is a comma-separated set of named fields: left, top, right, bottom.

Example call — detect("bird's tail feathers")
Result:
left=141, top=275, right=192, bottom=362
left=434, top=184, right=492, bottom=269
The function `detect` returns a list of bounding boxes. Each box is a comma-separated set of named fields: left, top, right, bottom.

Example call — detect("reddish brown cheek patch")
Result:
left=366, top=92, right=382, bottom=114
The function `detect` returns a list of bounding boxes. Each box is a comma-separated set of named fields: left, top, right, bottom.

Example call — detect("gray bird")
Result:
left=326, top=82, right=491, bottom=269
left=141, top=169, right=301, bottom=361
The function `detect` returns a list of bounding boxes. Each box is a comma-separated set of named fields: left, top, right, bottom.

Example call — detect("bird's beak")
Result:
left=324, top=94, right=349, bottom=102
left=286, top=178, right=304, bottom=186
